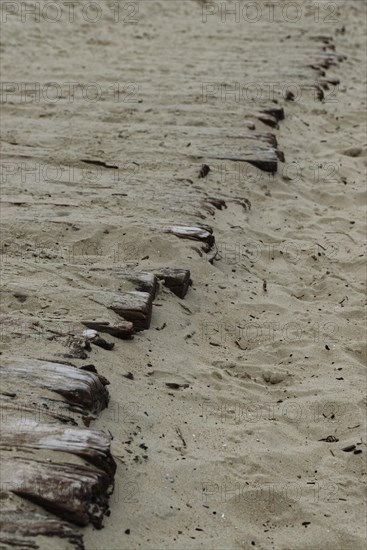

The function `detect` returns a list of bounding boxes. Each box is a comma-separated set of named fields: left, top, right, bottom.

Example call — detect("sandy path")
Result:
left=1, top=1, right=366, bottom=549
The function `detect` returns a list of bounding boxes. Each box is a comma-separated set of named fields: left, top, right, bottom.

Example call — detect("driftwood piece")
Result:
left=107, top=291, right=154, bottom=330
left=0, top=359, right=109, bottom=414
left=204, top=198, right=227, bottom=210
left=204, top=148, right=279, bottom=173
left=0, top=359, right=115, bottom=543
left=0, top=510, right=85, bottom=550
left=201, top=197, right=227, bottom=215
left=192, top=131, right=281, bottom=173
left=82, top=320, right=134, bottom=339
left=1, top=456, right=112, bottom=528
left=250, top=132, right=278, bottom=147
left=256, top=105, right=285, bottom=129
left=261, top=106, right=285, bottom=121
left=257, top=113, right=279, bottom=129
left=155, top=268, right=192, bottom=299
left=125, top=271, right=159, bottom=299
left=166, top=224, right=215, bottom=249
left=0, top=422, right=116, bottom=477
left=0, top=401, right=79, bottom=426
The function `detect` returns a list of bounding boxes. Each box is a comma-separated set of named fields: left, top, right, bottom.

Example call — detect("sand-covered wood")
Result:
left=0, top=510, right=84, bottom=550
left=166, top=225, right=215, bottom=249
left=1, top=456, right=112, bottom=528
left=0, top=359, right=109, bottom=413
left=0, top=422, right=116, bottom=476
left=155, top=268, right=192, bottom=299
left=125, top=272, right=159, bottom=299
left=0, top=358, right=115, bottom=543
left=82, top=319, right=135, bottom=339
left=107, top=291, right=154, bottom=330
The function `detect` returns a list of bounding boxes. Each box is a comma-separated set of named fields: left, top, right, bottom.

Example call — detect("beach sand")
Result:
left=1, top=1, right=366, bottom=548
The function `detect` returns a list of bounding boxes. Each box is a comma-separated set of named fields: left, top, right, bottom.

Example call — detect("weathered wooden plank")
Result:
left=197, top=147, right=280, bottom=173
left=1, top=456, right=112, bottom=528
left=0, top=510, right=84, bottom=550
left=165, top=224, right=215, bottom=249
left=189, top=128, right=282, bottom=173
left=261, top=106, right=285, bottom=121
left=0, top=401, right=79, bottom=426
left=82, top=320, right=135, bottom=339
left=0, top=359, right=115, bottom=539
left=0, top=359, right=109, bottom=414
left=155, top=268, right=192, bottom=299
left=256, top=113, right=279, bottom=129
left=105, top=291, right=154, bottom=331
left=203, top=198, right=227, bottom=210
left=0, top=422, right=116, bottom=477
left=125, top=272, right=159, bottom=299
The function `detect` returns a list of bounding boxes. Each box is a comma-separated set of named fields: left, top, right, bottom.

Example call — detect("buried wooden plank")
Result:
left=165, top=224, right=215, bottom=249
left=155, top=268, right=192, bottom=299
left=1, top=456, right=112, bottom=528
left=124, top=271, right=159, bottom=299
left=82, top=319, right=134, bottom=340
left=0, top=510, right=85, bottom=550
left=195, top=146, right=280, bottom=173
left=203, top=198, right=227, bottom=210
left=0, top=401, right=80, bottom=426
left=0, top=359, right=115, bottom=539
left=0, top=359, right=109, bottom=414
left=188, top=128, right=282, bottom=173
left=260, top=106, right=285, bottom=121
left=256, top=113, right=279, bottom=129
left=0, top=422, right=116, bottom=477
left=97, top=291, right=154, bottom=331
left=2, top=285, right=154, bottom=334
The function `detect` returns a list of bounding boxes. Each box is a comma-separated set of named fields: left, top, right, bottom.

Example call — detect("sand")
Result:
left=1, top=0, right=366, bottom=549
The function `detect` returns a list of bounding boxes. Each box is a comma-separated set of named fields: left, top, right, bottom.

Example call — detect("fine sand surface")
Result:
left=1, top=1, right=366, bottom=549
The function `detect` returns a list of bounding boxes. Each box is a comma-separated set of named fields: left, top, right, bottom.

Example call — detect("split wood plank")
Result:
left=155, top=268, right=192, bottom=299
left=0, top=358, right=116, bottom=541
left=1, top=456, right=112, bottom=528
left=0, top=422, right=116, bottom=477
left=124, top=271, right=159, bottom=299
left=0, top=510, right=84, bottom=550
left=165, top=224, right=215, bottom=249
left=82, top=319, right=135, bottom=339
left=103, top=290, right=154, bottom=331
left=0, top=359, right=109, bottom=414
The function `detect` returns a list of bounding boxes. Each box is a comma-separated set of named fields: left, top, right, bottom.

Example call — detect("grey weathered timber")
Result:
left=82, top=319, right=135, bottom=339
left=155, top=268, right=192, bottom=299
left=0, top=359, right=109, bottom=413
left=165, top=224, right=215, bottom=249
left=0, top=358, right=115, bottom=543
left=0, top=510, right=85, bottom=550
left=107, top=291, right=154, bottom=330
